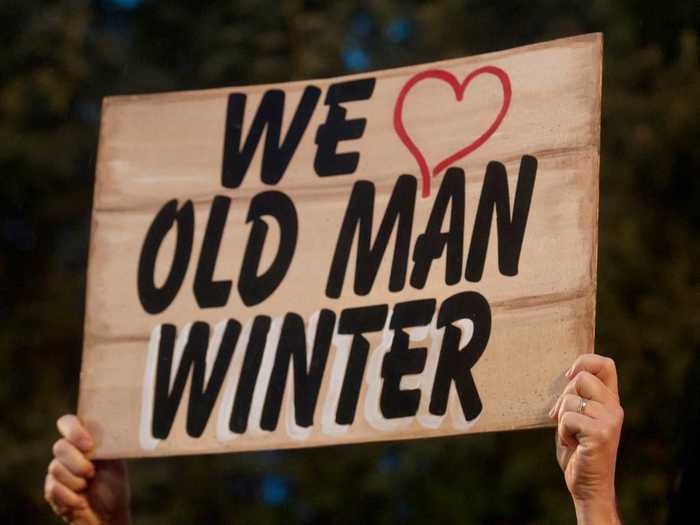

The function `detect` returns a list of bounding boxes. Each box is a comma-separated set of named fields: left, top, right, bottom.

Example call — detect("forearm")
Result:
left=574, top=497, right=621, bottom=525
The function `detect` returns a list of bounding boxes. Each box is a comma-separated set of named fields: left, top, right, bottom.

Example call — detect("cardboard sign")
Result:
left=79, top=33, right=602, bottom=459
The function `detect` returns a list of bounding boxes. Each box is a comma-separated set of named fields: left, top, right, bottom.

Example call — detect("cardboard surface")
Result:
left=79, top=33, right=602, bottom=458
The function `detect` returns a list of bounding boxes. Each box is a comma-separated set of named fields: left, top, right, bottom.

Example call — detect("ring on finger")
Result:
left=578, top=396, right=588, bottom=414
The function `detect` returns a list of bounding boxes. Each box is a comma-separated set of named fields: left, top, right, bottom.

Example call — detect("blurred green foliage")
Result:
left=1, top=1, right=698, bottom=523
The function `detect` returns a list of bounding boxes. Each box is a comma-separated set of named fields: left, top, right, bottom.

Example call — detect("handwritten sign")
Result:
left=78, top=34, right=602, bottom=458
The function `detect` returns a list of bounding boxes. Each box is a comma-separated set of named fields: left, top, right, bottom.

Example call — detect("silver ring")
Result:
left=578, top=397, right=588, bottom=414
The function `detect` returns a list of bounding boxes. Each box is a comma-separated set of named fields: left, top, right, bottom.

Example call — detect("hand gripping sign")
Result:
left=79, top=34, right=602, bottom=458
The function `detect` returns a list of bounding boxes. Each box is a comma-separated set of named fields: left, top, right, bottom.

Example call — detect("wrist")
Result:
left=573, top=496, right=620, bottom=525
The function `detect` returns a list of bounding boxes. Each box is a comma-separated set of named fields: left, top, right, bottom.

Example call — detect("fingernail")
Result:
left=565, top=366, right=573, bottom=378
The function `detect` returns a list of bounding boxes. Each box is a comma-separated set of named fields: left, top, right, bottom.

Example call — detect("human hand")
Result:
left=45, top=415, right=131, bottom=525
left=549, top=354, right=623, bottom=525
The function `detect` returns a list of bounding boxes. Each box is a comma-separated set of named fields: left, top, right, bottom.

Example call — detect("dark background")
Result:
left=2, top=1, right=699, bottom=523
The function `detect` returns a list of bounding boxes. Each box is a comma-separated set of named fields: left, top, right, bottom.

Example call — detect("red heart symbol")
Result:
left=394, top=66, right=512, bottom=197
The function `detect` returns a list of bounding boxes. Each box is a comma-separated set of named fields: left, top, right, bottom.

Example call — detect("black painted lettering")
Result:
left=429, top=291, right=491, bottom=421
left=229, top=316, right=271, bottom=434
left=194, top=196, right=232, bottom=308
left=151, top=320, right=240, bottom=439
left=380, top=299, right=436, bottom=419
left=326, top=175, right=416, bottom=298
left=466, top=155, right=537, bottom=282
left=138, top=200, right=194, bottom=314
left=335, top=304, right=388, bottom=425
left=221, top=86, right=321, bottom=188
left=260, top=310, right=336, bottom=431
left=314, top=78, right=376, bottom=177
left=410, top=167, right=465, bottom=289
left=238, top=191, right=298, bottom=306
